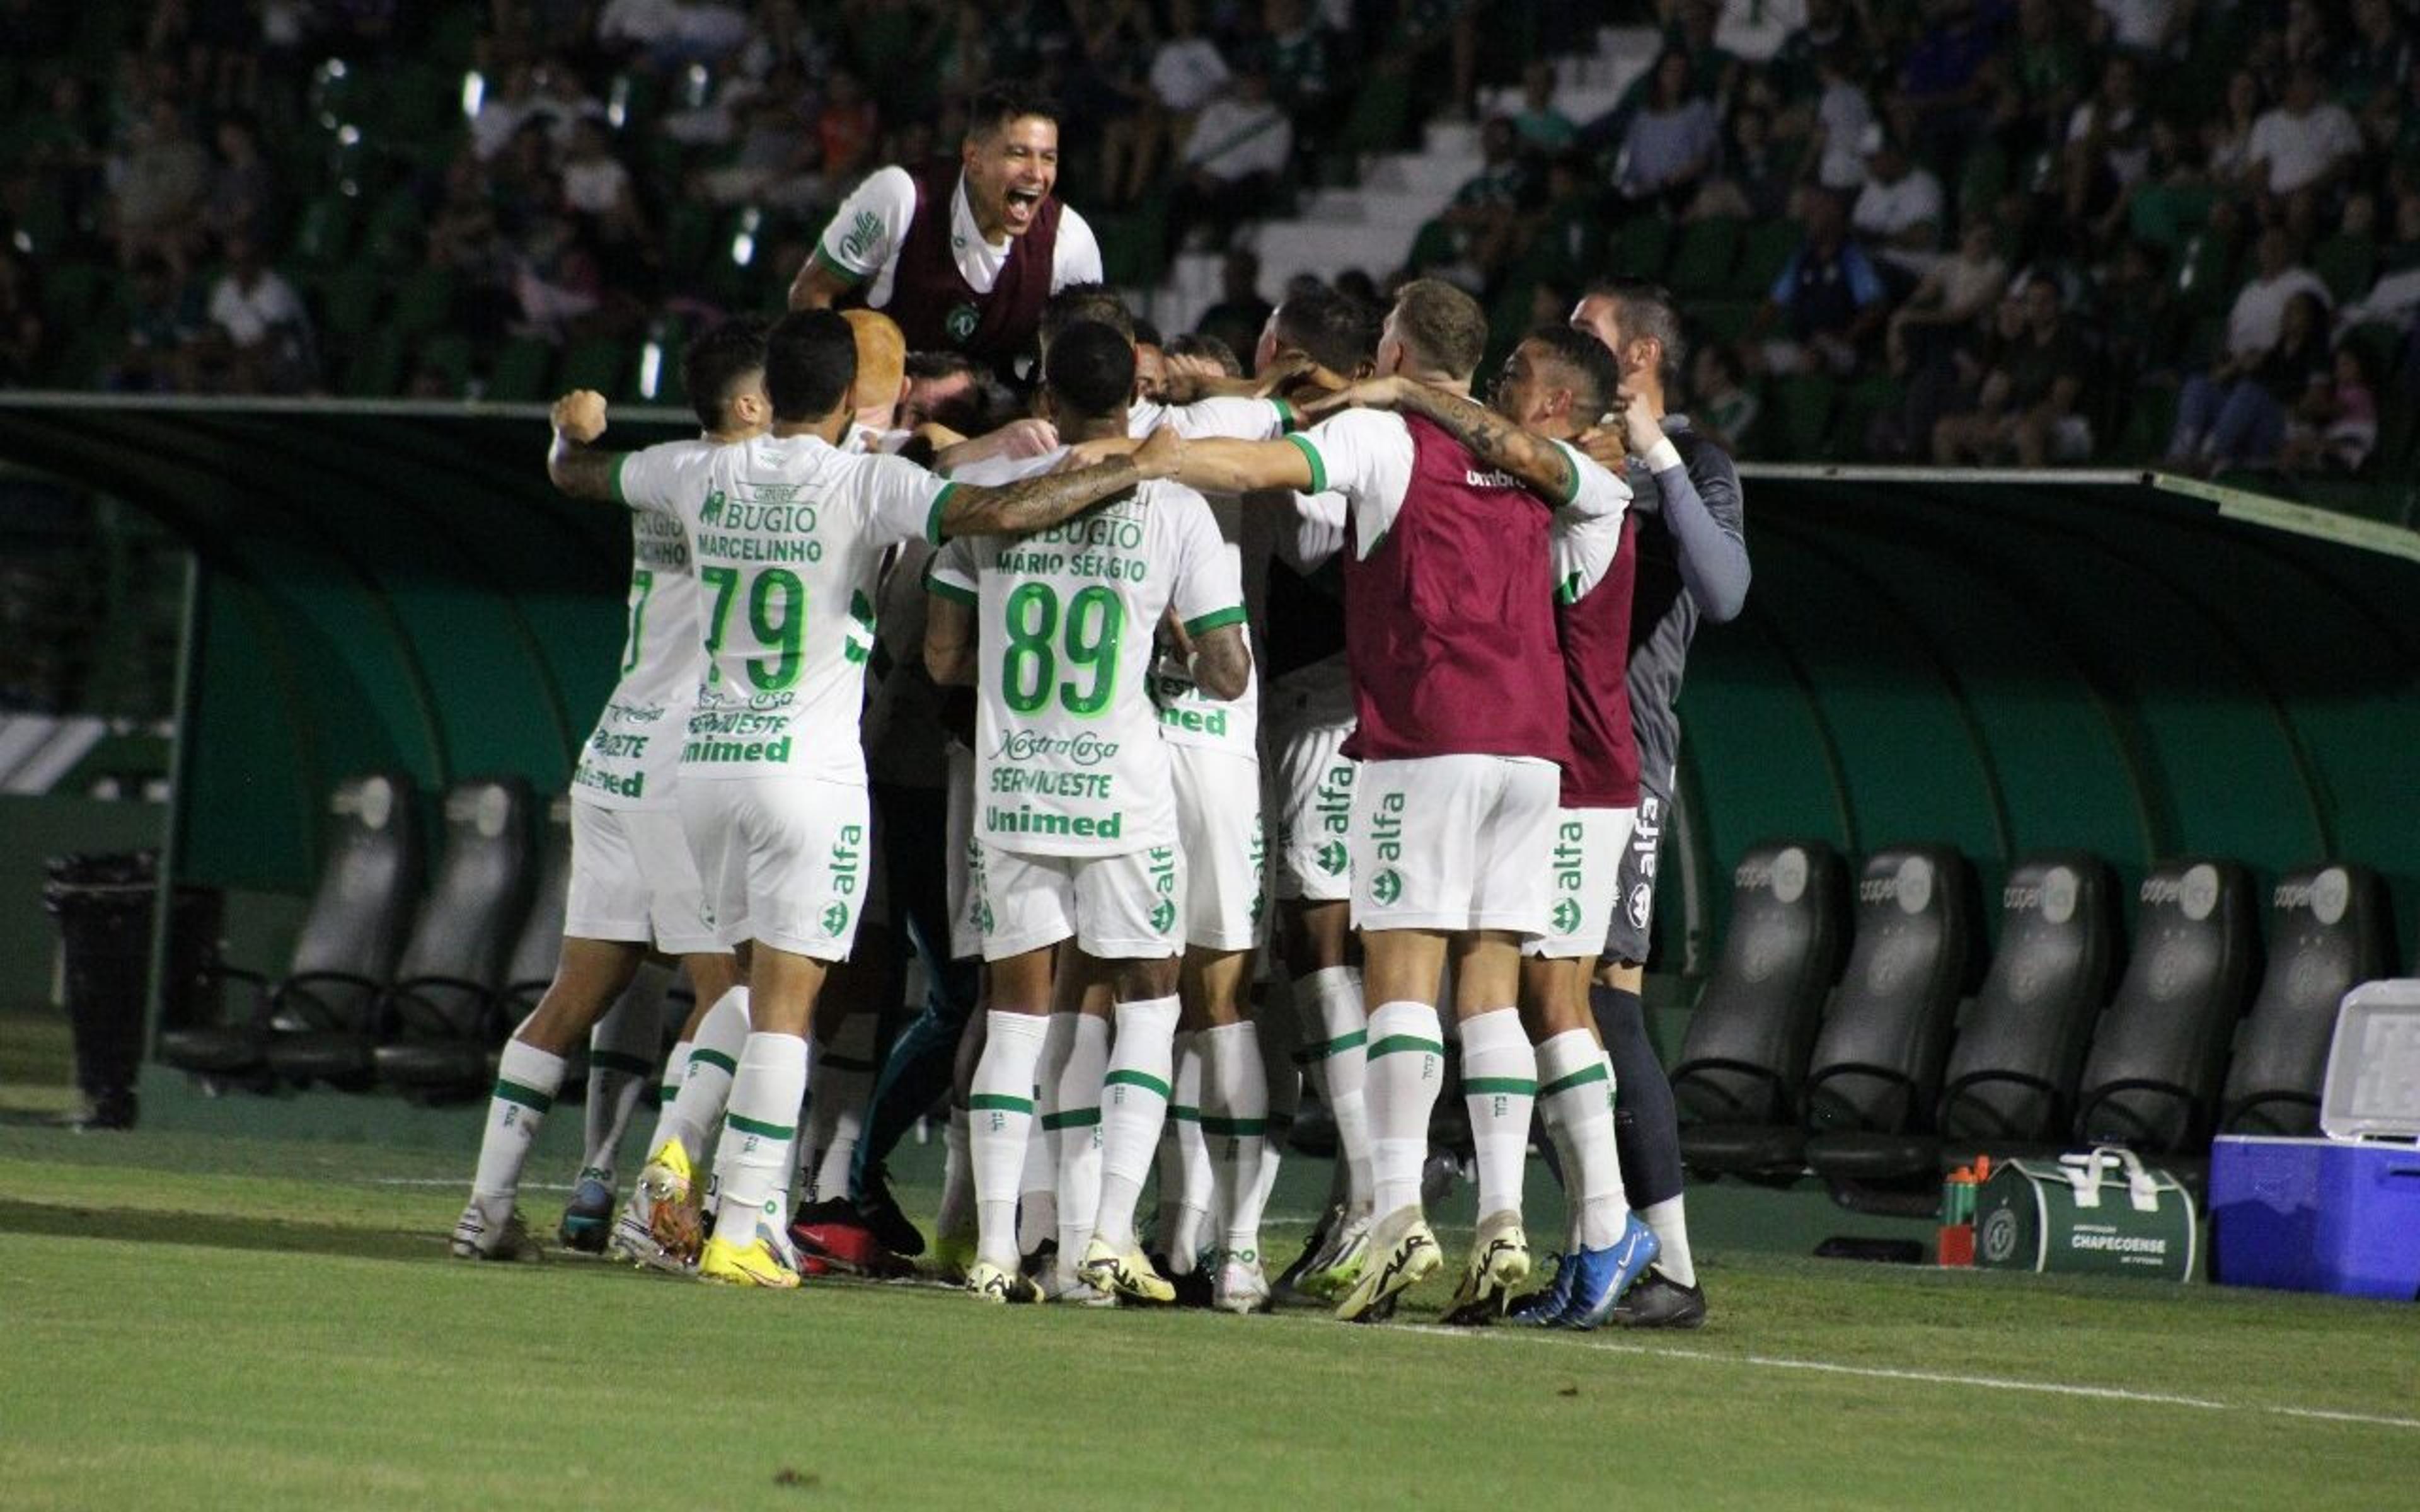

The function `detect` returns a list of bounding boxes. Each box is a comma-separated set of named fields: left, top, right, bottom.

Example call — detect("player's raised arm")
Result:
left=935, top=424, right=1187, bottom=537
left=1168, top=433, right=1318, bottom=497
left=1302, top=377, right=1577, bottom=508
left=546, top=389, right=628, bottom=501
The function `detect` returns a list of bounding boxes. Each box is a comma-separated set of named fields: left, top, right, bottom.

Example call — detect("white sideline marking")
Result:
left=1386, top=1323, right=2420, bottom=1431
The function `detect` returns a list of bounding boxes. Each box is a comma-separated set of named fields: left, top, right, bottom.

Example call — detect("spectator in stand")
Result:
left=2205, top=69, right=2263, bottom=185
left=2339, top=0, right=2411, bottom=112
left=2097, top=117, right=2219, bottom=256
left=1717, top=0, right=1804, bottom=64
left=1750, top=187, right=1890, bottom=374
left=0, top=246, right=45, bottom=387
left=201, top=114, right=279, bottom=253
left=1619, top=50, right=1722, bottom=212
left=2357, top=48, right=2419, bottom=165
left=2164, top=289, right=2330, bottom=472
left=1196, top=247, right=1276, bottom=367
left=2090, top=0, right=2192, bottom=61
left=1668, top=0, right=1743, bottom=104
left=1151, top=0, right=1231, bottom=136
left=1068, top=0, right=1165, bottom=208
left=596, top=0, right=752, bottom=70
left=1688, top=101, right=1798, bottom=221
left=815, top=69, right=882, bottom=192
left=1886, top=219, right=2008, bottom=373
left=1165, top=66, right=1294, bottom=253
left=200, top=232, right=315, bottom=394
left=1850, top=126, right=1944, bottom=287
left=1804, top=45, right=1875, bottom=192
left=1688, top=340, right=1760, bottom=454
left=105, top=254, right=206, bottom=392
left=110, top=96, right=210, bottom=275
left=1933, top=275, right=2095, bottom=466
left=2246, top=64, right=2363, bottom=238
left=2063, top=54, right=2153, bottom=226
left=2223, top=227, right=2332, bottom=365
left=2278, top=345, right=2380, bottom=475
left=1769, top=0, right=1863, bottom=108
left=1898, top=0, right=2000, bottom=170
left=1422, top=115, right=1530, bottom=289
left=1512, top=60, right=1577, bottom=156
left=1998, top=0, right=2087, bottom=152
left=1260, top=0, right=1341, bottom=145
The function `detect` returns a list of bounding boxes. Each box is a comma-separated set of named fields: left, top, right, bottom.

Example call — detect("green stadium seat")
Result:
left=1765, top=372, right=1836, bottom=461
left=558, top=336, right=628, bottom=398
left=389, top=267, right=455, bottom=338
left=1666, top=217, right=1741, bottom=297
left=343, top=328, right=408, bottom=397
left=1690, top=299, right=1759, bottom=345
left=361, top=185, right=426, bottom=270
left=2313, top=238, right=2377, bottom=306
left=1729, top=220, right=1801, bottom=301
left=2116, top=386, right=2179, bottom=464
left=313, top=268, right=384, bottom=340
left=417, top=333, right=475, bottom=396
left=485, top=336, right=554, bottom=403
left=42, top=261, right=110, bottom=326
left=1339, top=68, right=1413, bottom=156
left=1606, top=212, right=1672, bottom=282
left=291, top=194, right=359, bottom=268
left=1831, top=374, right=1904, bottom=462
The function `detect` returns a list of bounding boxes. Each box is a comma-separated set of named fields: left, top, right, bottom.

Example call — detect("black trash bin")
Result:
left=42, top=851, right=223, bottom=1130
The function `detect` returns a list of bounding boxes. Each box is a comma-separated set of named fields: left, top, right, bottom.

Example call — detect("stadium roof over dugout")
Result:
left=3, top=396, right=2415, bottom=968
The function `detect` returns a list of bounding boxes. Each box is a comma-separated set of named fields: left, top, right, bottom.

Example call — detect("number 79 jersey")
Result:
left=614, top=430, right=954, bottom=788
left=928, top=451, right=1244, bottom=858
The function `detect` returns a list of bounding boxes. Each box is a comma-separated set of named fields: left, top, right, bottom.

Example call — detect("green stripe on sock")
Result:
left=1105, top=1068, right=1173, bottom=1099
left=689, top=1048, right=738, bottom=1076
left=725, top=1113, right=794, bottom=1140
left=1303, top=1029, right=1369, bottom=1060
left=1462, top=1076, right=1538, bottom=1097
left=1540, top=1062, right=1611, bottom=1098
left=1200, top=1116, right=1271, bottom=1137
left=821, top=1055, right=880, bottom=1074
left=1169, top=1104, right=1202, bottom=1122
left=1366, top=1034, right=1445, bottom=1061
left=658, top=1084, right=680, bottom=1102
left=968, top=1092, right=1034, bottom=1114
left=1040, top=1107, right=1101, bottom=1130
left=590, top=1051, right=654, bottom=1077
left=493, top=1079, right=554, bottom=1113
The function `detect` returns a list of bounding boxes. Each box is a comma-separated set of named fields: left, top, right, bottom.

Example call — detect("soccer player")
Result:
left=545, top=309, right=1180, bottom=1287
left=1569, top=278, right=1750, bottom=1327
left=1160, top=281, right=1634, bottom=1322
left=450, top=319, right=768, bottom=1265
left=923, top=321, right=1252, bottom=1306
left=1311, top=328, right=1664, bottom=1327
left=792, top=86, right=1104, bottom=381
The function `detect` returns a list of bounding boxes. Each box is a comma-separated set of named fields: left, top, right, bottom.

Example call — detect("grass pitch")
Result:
left=2, top=1059, right=2415, bottom=1508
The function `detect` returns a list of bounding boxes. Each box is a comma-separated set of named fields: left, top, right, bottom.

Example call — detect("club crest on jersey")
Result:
left=822, top=900, right=851, bottom=936
left=699, top=490, right=727, bottom=525
left=1371, top=868, right=1403, bottom=906
left=945, top=303, right=979, bottom=343
left=1552, top=897, right=1583, bottom=934
left=1316, top=840, right=1348, bottom=876
left=1627, top=881, right=1654, bottom=931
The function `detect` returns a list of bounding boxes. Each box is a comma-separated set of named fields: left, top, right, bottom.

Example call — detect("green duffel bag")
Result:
left=1975, top=1145, right=2199, bottom=1281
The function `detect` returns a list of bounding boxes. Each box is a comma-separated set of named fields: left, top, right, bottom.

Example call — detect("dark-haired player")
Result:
left=544, top=310, right=1179, bottom=1286
left=793, top=86, right=1103, bottom=380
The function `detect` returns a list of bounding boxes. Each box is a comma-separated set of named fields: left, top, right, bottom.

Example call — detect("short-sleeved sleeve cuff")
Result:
left=1284, top=433, right=1327, bottom=494
left=1182, top=605, right=1248, bottom=638
left=1548, top=440, right=1584, bottom=507
left=925, top=575, right=977, bottom=607
left=1271, top=398, right=1299, bottom=431
left=923, top=481, right=957, bottom=545
left=1644, top=437, right=1683, bottom=474
left=608, top=452, right=629, bottom=505
left=810, top=244, right=868, bottom=285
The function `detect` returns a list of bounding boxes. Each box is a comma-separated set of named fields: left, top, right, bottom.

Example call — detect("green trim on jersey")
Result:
left=1284, top=432, right=1327, bottom=494
left=1272, top=398, right=1299, bottom=430
left=926, top=575, right=977, bottom=607
left=809, top=244, right=867, bottom=286
left=608, top=452, right=630, bottom=505
left=1180, top=604, right=1248, bottom=638
left=924, top=481, right=958, bottom=545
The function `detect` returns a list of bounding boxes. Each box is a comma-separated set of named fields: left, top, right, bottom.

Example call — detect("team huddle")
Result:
left=451, top=87, right=1748, bottom=1331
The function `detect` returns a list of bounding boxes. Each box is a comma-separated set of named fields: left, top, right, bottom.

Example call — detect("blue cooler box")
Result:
left=2208, top=1135, right=2420, bottom=1300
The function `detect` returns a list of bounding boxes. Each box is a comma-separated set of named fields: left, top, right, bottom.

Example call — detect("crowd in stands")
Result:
left=0, top=0, right=2414, bottom=498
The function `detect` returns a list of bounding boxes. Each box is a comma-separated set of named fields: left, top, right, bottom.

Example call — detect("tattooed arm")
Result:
left=1303, top=377, right=1579, bottom=507
left=936, top=425, right=1188, bottom=537
left=546, top=389, right=628, bottom=500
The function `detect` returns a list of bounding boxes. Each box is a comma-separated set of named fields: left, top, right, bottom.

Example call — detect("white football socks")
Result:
left=1538, top=1030, right=1627, bottom=1249
left=805, top=1010, right=879, bottom=1202
left=1019, top=1012, right=1076, bottom=1254
left=1643, top=1196, right=1696, bottom=1286
left=969, top=1010, right=1047, bottom=1271
left=1364, top=999, right=1446, bottom=1218
left=1297, top=966, right=1373, bottom=1210
left=648, top=985, right=747, bottom=1166
left=576, top=961, right=671, bottom=1186
left=709, top=1032, right=807, bottom=1247
left=1052, top=1014, right=1110, bottom=1268
left=1200, top=1019, right=1270, bottom=1262
left=471, top=1038, right=567, bottom=1204
left=1092, top=995, right=1180, bottom=1252
left=1458, top=1007, right=1537, bottom=1225
left=1167, top=1034, right=1214, bottom=1269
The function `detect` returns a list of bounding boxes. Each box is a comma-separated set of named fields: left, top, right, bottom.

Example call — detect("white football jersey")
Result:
left=930, top=449, right=1243, bottom=856
left=576, top=439, right=712, bottom=810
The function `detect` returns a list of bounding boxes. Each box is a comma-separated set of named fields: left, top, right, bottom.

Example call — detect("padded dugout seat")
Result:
left=163, top=772, right=424, bottom=1079
left=1674, top=839, right=1850, bottom=1177
left=2220, top=863, right=2394, bottom=1135
left=1816, top=852, right=2122, bottom=1182
left=2072, top=858, right=2259, bottom=1157
left=1783, top=847, right=1979, bottom=1205
left=369, top=777, right=541, bottom=1097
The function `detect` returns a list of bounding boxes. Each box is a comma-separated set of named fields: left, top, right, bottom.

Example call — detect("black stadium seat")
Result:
left=161, top=772, right=424, bottom=1079
left=1812, top=852, right=2121, bottom=1184
left=1673, top=839, right=1850, bottom=1177
left=2220, top=863, right=2395, bottom=1135
left=1797, top=845, right=1980, bottom=1194
left=2073, top=858, right=2259, bottom=1156
left=371, top=777, right=541, bottom=1098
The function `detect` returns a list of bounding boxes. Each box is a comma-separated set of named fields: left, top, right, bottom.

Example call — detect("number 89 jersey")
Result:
left=929, top=450, right=1243, bottom=858
left=614, top=430, right=955, bottom=788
